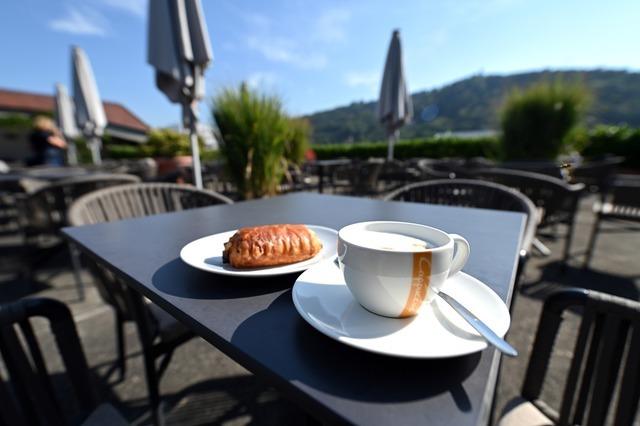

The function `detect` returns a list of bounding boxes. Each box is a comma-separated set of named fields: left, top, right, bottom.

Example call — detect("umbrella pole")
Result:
left=387, top=130, right=398, bottom=160
left=186, top=103, right=203, bottom=189
left=90, top=135, right=102, bottom=165
left=67, top=141, right=78, bottom=165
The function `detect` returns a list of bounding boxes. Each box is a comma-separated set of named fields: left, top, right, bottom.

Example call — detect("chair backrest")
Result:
left=570, top=156, right=623, bottom=193
left=350, top=159, right=385, bottom=195
left=68, top=182, right=232, bottom=226
left=0, top=298, right=98, bottom=426
left=384, top=179, right=537, bottom=254
left=473, top=168, right=584, bottom=227
left=522, top=288, right=640, bottom=426
left=20, top=173, right=141, bottom=235
left=498, top=160, right=565, bottom=179
left=67, top=183, right=232, bottom=333
left=603, top=176, right=640, bottom=215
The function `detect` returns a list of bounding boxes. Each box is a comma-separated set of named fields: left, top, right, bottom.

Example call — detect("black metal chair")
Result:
left=377, top=160, right=422, bottom=193
left=0, top=297, right=127, bottom=426
left=384, top=179, right=537, bottom=285
left=498, top=288, right=640, bottom=426
left=473, top=168, right=585, bottom=267
left=498, top=160, right=566, bottom=180
left=570, top=156, right=624, bottom=194
left=15, top=174, right=141, bottom=298
left=68, top=183, right=232, bottom=425
left=584, top=176, right=640, bottom=268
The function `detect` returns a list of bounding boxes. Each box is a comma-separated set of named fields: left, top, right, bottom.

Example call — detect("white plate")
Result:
left=292, top=260, right=511, bottom=358
left=180, top=225, right=338, bottom=277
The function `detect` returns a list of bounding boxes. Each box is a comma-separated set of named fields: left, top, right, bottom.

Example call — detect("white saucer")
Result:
left=292, top=260, right=511, bottom=358
left=180, top=225, right=338, bottom=277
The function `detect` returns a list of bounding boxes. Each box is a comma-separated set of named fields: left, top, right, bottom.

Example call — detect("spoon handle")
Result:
left=437, top=290, right=518, bottom=357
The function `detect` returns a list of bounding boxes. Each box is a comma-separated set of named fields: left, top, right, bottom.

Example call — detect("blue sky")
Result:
left=1, top=0, right=639, bottom=127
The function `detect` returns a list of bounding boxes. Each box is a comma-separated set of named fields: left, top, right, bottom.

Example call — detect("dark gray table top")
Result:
left=63, top=192, right=525, bottom=426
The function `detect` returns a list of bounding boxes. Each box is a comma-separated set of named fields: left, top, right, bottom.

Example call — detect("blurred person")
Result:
left=28, top=116, right=67, bottom=166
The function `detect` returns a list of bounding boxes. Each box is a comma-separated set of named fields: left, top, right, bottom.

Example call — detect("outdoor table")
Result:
left=63, top=193, right=525, bottom=425
left=311, top=159, right=352, bottom=193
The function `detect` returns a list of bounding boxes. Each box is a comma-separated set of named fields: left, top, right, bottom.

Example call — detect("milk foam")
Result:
left=348, top=231, right=430, bottom=252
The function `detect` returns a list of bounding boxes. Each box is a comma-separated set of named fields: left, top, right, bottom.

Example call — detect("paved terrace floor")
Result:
left=0, top=194, right=638, bottom=425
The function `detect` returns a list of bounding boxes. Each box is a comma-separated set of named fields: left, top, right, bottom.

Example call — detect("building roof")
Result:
left=0, top=88, right=149, bottom=133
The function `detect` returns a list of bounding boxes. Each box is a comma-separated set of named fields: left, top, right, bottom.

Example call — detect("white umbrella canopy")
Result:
left=72, top=46, right=107, bottom=164
left=378, top=29, right=413, bottom=160
left=148, top=0, right=213, bottom=188
left=54, top=83, right=80, bottom=165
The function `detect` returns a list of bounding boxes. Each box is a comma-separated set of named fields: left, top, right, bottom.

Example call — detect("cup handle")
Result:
left=448, top=234, right=470, bottom=277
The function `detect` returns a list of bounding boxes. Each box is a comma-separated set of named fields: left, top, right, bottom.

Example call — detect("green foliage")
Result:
left=580, top=125, right=640, bottom=168
left=0, top=114, right=33, bottom=130
left=313, top=137, right=500, bottom=160
left=284, top=118, right=311, bottom=165
left=307, top=70, right=640, bottom=145
left=500, top=81, right=586, bottom=160
left=73, top=138, right=94, bottom=165
left=106, top=144, right=142, bottom=159
left=141, top=128, right=198, bottom=157
left=212, top=84, right=291, bottom=199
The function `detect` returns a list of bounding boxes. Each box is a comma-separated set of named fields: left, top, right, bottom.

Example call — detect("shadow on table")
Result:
left=231, top=291, right=480, bottom=410
left=152, top=258, right=296, bottom=299
left=107, top=375, right=305, bottom=426
left=520, top=260, right=640, bottom=301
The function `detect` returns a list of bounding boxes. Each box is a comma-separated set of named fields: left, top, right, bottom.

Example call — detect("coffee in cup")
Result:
left=337, top=221, right=470, bottom=318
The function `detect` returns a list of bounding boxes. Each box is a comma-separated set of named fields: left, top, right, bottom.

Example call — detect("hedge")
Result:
left=105, top=143, right=220, bottom=161
left=580, top=125, right=640, bottom=168
left=312, top=137, right=501, bottom=160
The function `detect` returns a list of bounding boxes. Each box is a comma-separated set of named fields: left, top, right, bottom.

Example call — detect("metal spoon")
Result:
left=436, top=290, right=518, bottom=357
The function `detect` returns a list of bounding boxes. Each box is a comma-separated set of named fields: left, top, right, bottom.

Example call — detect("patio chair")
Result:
left=384, top=179, right=537, bottom=285
left=498, top=160, right=566, bottom=180
left=377, top=159, right=422, bottom=193
left=0, top=297, right=127, bottom=426
left=15, top=174, right=141, bottom=296
left=473, top=169, right=584, bottom=267
left=349, top=158, right=385, bottom=196
left=498, top=288, right=640, bottom=426
left=583, top=176, right=640, bottom=268
left=68, top=183, right=232, bottom=425
left=570, top=156, right=623, bottom=194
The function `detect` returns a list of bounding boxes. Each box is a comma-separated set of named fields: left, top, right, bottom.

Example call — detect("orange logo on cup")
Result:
left=400, top=252, right=432, bottom=317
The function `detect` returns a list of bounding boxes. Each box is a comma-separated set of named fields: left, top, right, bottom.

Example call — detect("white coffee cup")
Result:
left=337, top=221, right=470, bottom=318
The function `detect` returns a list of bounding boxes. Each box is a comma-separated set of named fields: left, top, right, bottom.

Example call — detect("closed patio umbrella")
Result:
left=147, top=0, right=212, bottom=189
left=54, top=83, right=80, bottom=165
left=72, top=46, right=107, bottom=165
left=378, top=29, right=413, bottom=160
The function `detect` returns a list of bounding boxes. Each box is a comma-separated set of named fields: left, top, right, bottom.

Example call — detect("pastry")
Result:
left=223, top=224, right=322, bottom=268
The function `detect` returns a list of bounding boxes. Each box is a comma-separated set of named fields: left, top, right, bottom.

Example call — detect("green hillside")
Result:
left=306, top=69, right=640, bottom=144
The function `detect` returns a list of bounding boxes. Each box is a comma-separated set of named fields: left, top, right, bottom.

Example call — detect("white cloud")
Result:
left=247, top=72, right=278, bottom=89
left=314, top=8, right=351, bottom=43
left=49, top=7, right=107, bottom=36
left=247, top=36, right=327, bottom=70
left=101, top=0, right=146, bottom=17
left=345, top=71, right=379, bottom=92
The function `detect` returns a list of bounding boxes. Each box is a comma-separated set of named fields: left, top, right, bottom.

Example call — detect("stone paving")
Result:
left=1, top=194, right=638, bottom=425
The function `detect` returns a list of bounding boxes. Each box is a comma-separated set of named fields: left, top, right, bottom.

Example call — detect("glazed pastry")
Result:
left=223, top=224, right=322, bottom=268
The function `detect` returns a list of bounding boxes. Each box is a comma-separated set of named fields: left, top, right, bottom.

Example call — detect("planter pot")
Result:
left=155, top=156, right=193, bottom=176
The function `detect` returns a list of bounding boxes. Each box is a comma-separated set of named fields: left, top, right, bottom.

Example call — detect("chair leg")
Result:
left=561, top=218, right=577, bottom=272
left=584, top=214, right=602, bottom=268
left=68, top=243, right=85, bottom=301
left=115, top=312, right=127, bottom=381
left=532, top=238, right=552, bottom=256
left=142, top=351, right=163, bottom=426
